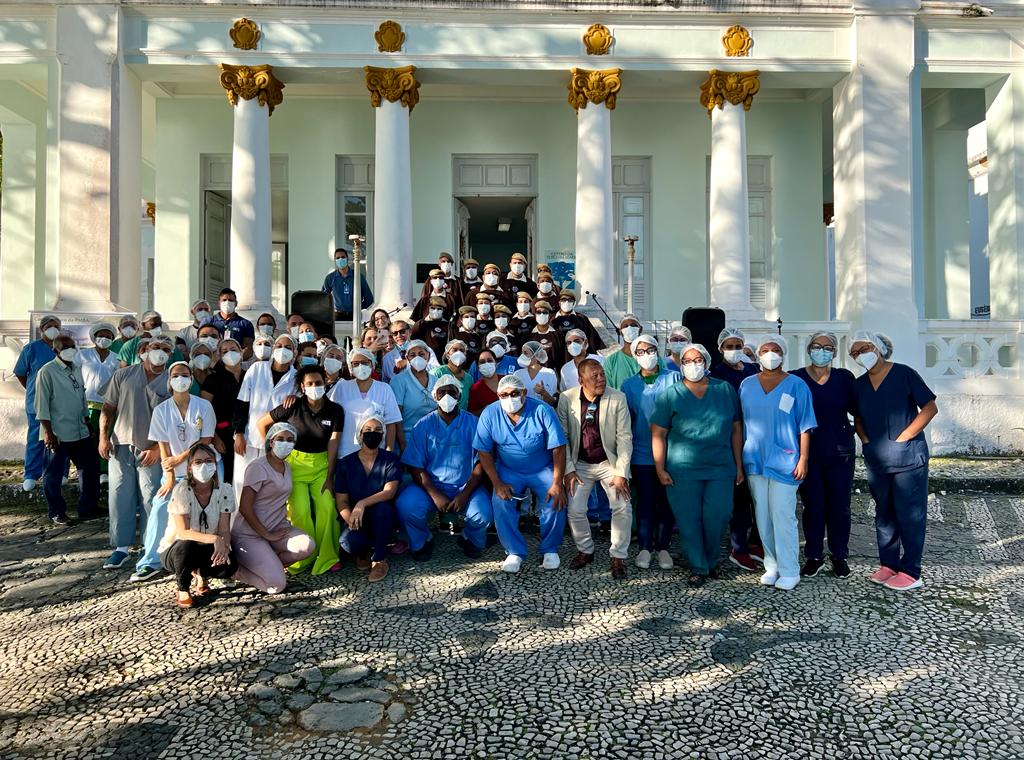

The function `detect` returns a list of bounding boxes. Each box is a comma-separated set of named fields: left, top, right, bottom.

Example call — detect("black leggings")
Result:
left=164, top=540, right=238, bottom=592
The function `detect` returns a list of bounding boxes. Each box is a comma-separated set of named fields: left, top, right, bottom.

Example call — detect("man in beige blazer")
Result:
left=556, top=358, right=633, bottom=578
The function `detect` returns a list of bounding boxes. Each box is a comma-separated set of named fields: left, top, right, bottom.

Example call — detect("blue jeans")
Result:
left=136, top=475, right=182, bottom=572
left=866, top=463, right=928, bottom=579
left=396, top=482, right=493, bottom=551
left=108, top=444, right=162, bottom=550
left=799, top=455, right=854, bottom=561
left=492, top=463, right=566, bottom=559
left=24, top=411, right=49, bottom=481
left=44, top=438, right=100, bottom=520
left=747, top=474, right=800, bottom=578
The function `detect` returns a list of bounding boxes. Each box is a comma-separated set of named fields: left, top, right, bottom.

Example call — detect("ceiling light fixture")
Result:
left=497, top=217, right=512, bottom=232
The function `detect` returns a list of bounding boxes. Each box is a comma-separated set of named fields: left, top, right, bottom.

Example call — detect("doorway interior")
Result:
left=456, top=196, right=534, bottom=270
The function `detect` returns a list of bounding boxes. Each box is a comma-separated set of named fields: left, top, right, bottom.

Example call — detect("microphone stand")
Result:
left=585, top=291, right=620, bottom=339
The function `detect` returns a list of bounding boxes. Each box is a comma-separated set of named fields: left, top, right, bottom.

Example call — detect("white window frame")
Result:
left=336, top=156, right=375, bottom=283
left=613, top=156, right=652, bottom=319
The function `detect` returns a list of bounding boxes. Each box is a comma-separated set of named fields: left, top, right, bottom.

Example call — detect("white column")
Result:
left=373, top=98, right=413, bottom=308
left=219, top=64, right=284, bottom=317
left=833, top=5, right=921, bottom=365
left=0, top=123, right=37, bottom=318
left=569, top=68, right=620, bottom=308
left=116, top=63, right=143, bottom=312
left=701, top=70, right=761, bottom=321
left=364, top=66, right=419, bottom=310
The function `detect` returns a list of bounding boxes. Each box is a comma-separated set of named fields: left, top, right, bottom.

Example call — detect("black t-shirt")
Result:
left=528, top=329, right=565, bottom=369
left=201, top=365, right=243, bottom=431
left=270, top=398, right=345, bottom=454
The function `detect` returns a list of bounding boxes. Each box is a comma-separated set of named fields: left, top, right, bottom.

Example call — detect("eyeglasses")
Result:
left=634, top=347, right=658, bottom=357
left=393, top=328, right=410, bottom=336
left=497, top=392, right=522, bottom=400
left=809, top=343, right=835, bottom=352
left=850, top=346, right=875, bottom=357
left=681, top=359, right=705, bottom=367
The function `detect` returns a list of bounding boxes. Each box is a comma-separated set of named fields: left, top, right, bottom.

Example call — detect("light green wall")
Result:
left=924, top=128, right=970, bottom=319
left=155, top=95, right=828, bottom=323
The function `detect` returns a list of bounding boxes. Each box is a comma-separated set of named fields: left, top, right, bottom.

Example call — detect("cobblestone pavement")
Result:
left=2, top=493, right=1024, bottom=760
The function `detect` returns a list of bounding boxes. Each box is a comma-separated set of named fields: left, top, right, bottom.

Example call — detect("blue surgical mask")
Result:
left=300, top=356, right=319, bottom=367
left=335, top=257, right=348, bottom=269
left=809, top=348, right=834, bottom=367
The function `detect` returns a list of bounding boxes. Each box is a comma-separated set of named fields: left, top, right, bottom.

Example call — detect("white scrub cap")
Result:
left=849, top=330, right=884, bottom=355
left=355, top=404, right=386, bottom=444
left=808, top=330, right=839, bottom=350
left=444, top=339, right=468, bottom=357
left=630, top=334, right=659, bottom=355
left=266, top=422, right=297, bottom=450
left=519, top=340, right=548, bottom=366
left=218, top=337, right=242, bottom=353
left=275, top=333, right=297, bottom=348
left=619, top=313, right=641, bottom=327
left=485, top=331, right=509, bottom=347
left=756, top=335, right=787, bottom=357
left=348, top=347, right=376, bottom=367
left=876, top=332, right=894, bottom=360
left=565, top=328, right=587, bottom=342
left=39, top=314, right=60, bottom=328
left=433, top=374, right=462, bottom=396
left=189, top=342, right=213, bottom=357
left=717, top=327, right=745, bottom=348
left=404, top=339, right=430, bottom=355
left=669, top=326, right=693, bottom=342
left=141, top=310, right=161, bottom=324
left=90, top=321, right=116, bottom=341
left=190, top=299, right=210, bottom=312
left=681, top=342, right=713, bottom=367
left=497, top=374, right=526, bottom=393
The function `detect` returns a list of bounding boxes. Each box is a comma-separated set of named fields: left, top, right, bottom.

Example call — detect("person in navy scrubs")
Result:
left=850, top=331, right=938, bottom=592
left=791, top=331, right=856, bottom=579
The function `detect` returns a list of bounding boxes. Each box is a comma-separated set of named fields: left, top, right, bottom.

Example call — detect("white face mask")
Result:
left=258, top=324, right=275, bottom=336
left=495, top=317, right=509, bottom=329
left=191, top=355, right=212, bottom=371
left=148, top=325, right=163, bottom=337
left=723, top=349, right=745, bottom=365
left=305, top=385, right=326, bottom=401
left=272, top=440, right=294, bottom=459
left=538, top=282, right=553, bottom=294
left=220, top=300, right=237, bottom=315
left=516, top=302, right=530, bottom=315
left=299, top=331, right=315, bottom=343
left=462, top=317, right=477, bottom=331
left=559, top=301, right=575, bottom=313
left=429, top=309, right=444, bottom=321
left=409, top=356, right=428, bottom=372
left=194, top=310, right=211, bottom=323
left=272, top=347, right=293, bottom=365
left=682, top=362, right=705, bottom=382
left=222, top=350, right=242, bottom=367
left=253, top=344, right=272, bottom=360
left=352, top=364, right=372, bottom=381
left=290, top=326, right=301, bottom=339
left=95, top=337, right=112, bottom=349
left=490, top=344, right=507, bottom=359
left=465, top=267, right=478, bottom=280
left=170, top=375, right=192, bottom=393
left=449, top=351, right=466, bottom=368
left=759, top=351, right=783, bottom=371
left=324, top=357, right=344, bottom=375
left=431, top=278, right=444, bottom=290
left=637, top=353, right=659, bottom=371
left=535, top=313, right=550, bottom=326
left=511, top=262, right=525, bottom=275
left=436, top=394, right=459, bottom=413
left=500, top=395, right=524, bottom=414
left=478, top=361, right=497, bottom=378
left=43, top=326, right=61, bottom=341
left=59, top=348, right=77, bottom=363
left=148, top=349, right=169, bottom=366
left=517, top=354, right=533, bottom=368
left=622, top=325, right=640, bottom=343
left=856, top=351, right=879, bottom=371
left=483, top=273, right=499, bottom=287
left=440, top=262, right=453, bottom=275
left=191, top=462, right=216, bottom=483
left=199, top=337, right=220, bottom=351
left=121, top=325, right=137, bottom=339
left=477, top=303, right=491, bottom=316
left=567, top=342, right=584, bottom=357
left=669, top=340, right=689, bottom=354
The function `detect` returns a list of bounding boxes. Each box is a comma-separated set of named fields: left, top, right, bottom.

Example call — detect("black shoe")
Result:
left=456, top=536, right=482, bottom=559
left=485, top=533, right=499, bottom=548
left=50, top=515, right=69, bottom=526
left=708, top=564, right=722, bottom=580
left=801, top=558, right=826, bottom=577
left=831, top=557, right=851, bottom=578
left=411, top=538, right=434, bottom=562
left=599, top=520, right=612, bottom=535
left=686, top=573, right=706, bottom=588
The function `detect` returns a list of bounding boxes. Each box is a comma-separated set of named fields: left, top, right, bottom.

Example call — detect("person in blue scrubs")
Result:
left=791, top=330, right=857, bottom=579
left=14, top=314, right=60, bottom=492
left=739, top=336, right=817, bottom=591
left=663, top=326, right=692, bottom=373
left=850, top=331, right=937, bottom=592
left=396, top=376, right=493, bottom=560
left=474, top=374, right=567, bottom=574
left=710, top=326, right=763, bottom=571
left=621, top=334, right=681, bottom=571
left=390, top=340, right=438, bottom=451
left=323, top=246, right=374, bottom=320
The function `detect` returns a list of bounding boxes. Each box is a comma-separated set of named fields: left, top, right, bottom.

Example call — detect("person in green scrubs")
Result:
left=602, top=314, right=644, bottom=390
left=650, top=343, right=744, bottom=586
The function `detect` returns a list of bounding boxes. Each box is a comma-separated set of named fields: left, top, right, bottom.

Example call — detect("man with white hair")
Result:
left=473, top=374, right=567, bottom=573
left=397, top=375, right=493, bottom=560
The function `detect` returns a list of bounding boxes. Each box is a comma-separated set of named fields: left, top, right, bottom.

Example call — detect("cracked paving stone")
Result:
left=328, top=687, right=390, bottom=704
left=297, top=701, right=385, bottom=732
left=324, top=665, right=371, bottom=686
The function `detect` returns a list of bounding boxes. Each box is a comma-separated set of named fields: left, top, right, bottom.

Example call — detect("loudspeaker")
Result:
left=290, top=290, right=335, bottom=340
left=682, top=307, right=726, bottom=365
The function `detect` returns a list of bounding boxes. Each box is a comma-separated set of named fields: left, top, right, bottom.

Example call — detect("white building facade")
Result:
left=0, top=0, right=1021, bottom=453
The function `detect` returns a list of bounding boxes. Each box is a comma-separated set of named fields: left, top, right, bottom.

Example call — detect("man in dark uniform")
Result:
left=551, top=288, right=606, bottom=351
left=536, top=263, right=561, bottom=298
left=466, top=263, right=513, bottom=310
left=503, top=251, right=538, bottom=302
left=461, top=257, right=483, bottom=298
left=449, top=305, right=483, bottom=365
left=491, top=304, right=518, bottom=355
left=528, top=299, right=565, bottom=370
left=412, top=296, right=452, bottom=363
left=472, top=292, right=496, bottom=336
left=412, top=267, right=458, bottom=322
left=535, top=271, right=559, bottom=310
left=510, top=291, right=535, bottom=348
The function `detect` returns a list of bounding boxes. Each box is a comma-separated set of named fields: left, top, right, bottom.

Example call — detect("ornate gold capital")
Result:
left=145, top=202, right=156, bottom=222
left=699, top=69, right=759, bottom=116
left=375, top=20, right=405, bottom=52
left=722, top=25, right=753, bottom=57
left=229, top=18, right=261, bottom=50
left=364, top=65, right=420, bottom=112
left=583, top=23, right=614, bottom=55
left=568, top=68, right=622, bottom=112
left=218, top=64, right=285, bottom=116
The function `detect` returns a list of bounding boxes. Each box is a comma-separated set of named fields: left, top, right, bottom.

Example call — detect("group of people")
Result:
left=15, top=249, right=939, bottom=607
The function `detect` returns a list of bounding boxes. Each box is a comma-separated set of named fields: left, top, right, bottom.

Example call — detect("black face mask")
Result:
left=362, top=431, right=384, bottom=450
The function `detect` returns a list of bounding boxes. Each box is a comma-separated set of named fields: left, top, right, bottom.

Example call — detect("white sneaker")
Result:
left=759, top=570, right=779, bottom=586
left=635, top=550, right=651, bottom=569
left=774, top=575, right=800, bottom=591
left=542, top=552, right=560, bottom=570
left=501, top=555, right=522, bottom=574
left=657, top=550, right=674, bottom=570
left=22, top=478, right=36, bottom=492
